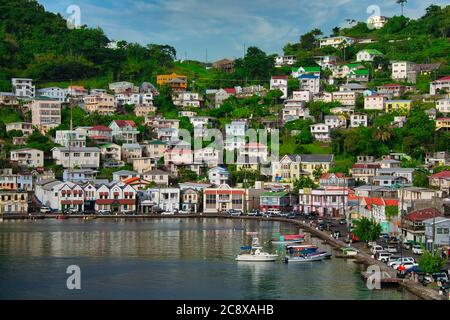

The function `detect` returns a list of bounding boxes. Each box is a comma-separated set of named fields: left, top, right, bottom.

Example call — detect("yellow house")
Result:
left=0, top=191, right=28, bottom=215
left=271, top=154, right=334, bottom=182
left=157, top=73, right=188, bottom=92
left=435, top=117, right=450, bottom=131
left=384, top=100, right=412, bottom=114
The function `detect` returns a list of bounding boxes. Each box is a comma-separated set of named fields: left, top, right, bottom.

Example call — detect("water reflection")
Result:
left=0, top=219, right=417, bottom=300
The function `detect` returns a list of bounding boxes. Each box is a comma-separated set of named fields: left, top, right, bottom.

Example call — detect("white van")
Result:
left=267, top=209, right=281, bottom=216
left=376, top=251, right=392, bottom=263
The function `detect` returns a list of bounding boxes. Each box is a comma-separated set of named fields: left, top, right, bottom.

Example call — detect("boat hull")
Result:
left=284, top=252, right=330, bottom=263
left=271, top=239, right=304, bottom=245
left=236, top=254, right=278, bottom=262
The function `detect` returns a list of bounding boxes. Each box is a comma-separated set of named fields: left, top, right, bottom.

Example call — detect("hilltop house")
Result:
left=430, top=76, right=450, bottom=95
left=310, top=123, right=331, bottom=142
left=356, top=49, right=384, bottom=62
left=270, top=76, right=288, bottom=99
left=10, top=148, right=44, bottom=168
left=271, top=154, right=334, bottom=182
left=109, top=120, right=139, bottom=144
left=52, top=147, right=101, bottom=169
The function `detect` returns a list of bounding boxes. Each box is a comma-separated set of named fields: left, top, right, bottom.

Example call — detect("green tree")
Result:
left=418, top=249, right=446, bottom=274
left=292, top=176, right=318, bottom=192
left=299, top=28, right=323, bottom=51
left=413, top=169, right=430, bottom=188
left=353, top=217, right=382, bottom=244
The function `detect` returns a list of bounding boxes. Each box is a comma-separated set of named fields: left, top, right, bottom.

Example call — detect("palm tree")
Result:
left=396, top=0, right=408, bottom=16
left=374, top=127, right=392, bottom=142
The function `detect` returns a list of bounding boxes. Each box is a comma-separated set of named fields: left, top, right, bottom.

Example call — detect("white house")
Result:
left=52, top=147, right=101, bottom=169
left=319, top=36, right=355, bottom=48
left=298, top=75, right=320, bottom=94
left=367, top=15, right=389, bottom=29
left=12, top=78, right=35, bottom=99
left=430, top=76, right=450, bottom=95
left=157, top=128, right=179, bottom=142
left=193, top=146, right=221, bottom=167
left=37, top=87, right=67, bottom=102
left=95, top=182, right=137, bottom=213
left=215, top=88, right=236, bottom=108
left=173, top=92, right=203, bottom=108
left=332, top=91, right=356, bottom=106
left=283, top=105, right=309, bottom=123
left=10, top=148, right=43, bottom=168
left=55, top=130, right=87, bottom=148
left=350, top=114, right=368, bottom=128
left=310, top=124, right=331, bottom=142
left=270, top=76, right=288, bottom=99
left=325, top=115, right=347, bottom=129
left=391, top=61, right=417, bottom=83
left=140, top=188, right=180, bottom=212
left=364, top=95, right=387, bottom=110
left=35, top=180, right=85, bottom=212
left=275, top=55, right=296, bottom=67
left=291, top=90, right=313, bottom=103
left=208, top=167, right=231, bottom=186
left=225, top=121, right=247, bottom=151
left=109, top=120, right=139, bottom=144
left=436, top=98, right=450, bottom=114
left=356, top=49, right=384, bottom=62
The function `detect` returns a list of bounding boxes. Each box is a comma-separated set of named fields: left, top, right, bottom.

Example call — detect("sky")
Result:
left=38, top=0, right=448, bottom=61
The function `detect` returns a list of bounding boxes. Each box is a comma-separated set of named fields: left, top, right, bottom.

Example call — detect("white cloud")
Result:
left=38, top=0, right=446, bottom=60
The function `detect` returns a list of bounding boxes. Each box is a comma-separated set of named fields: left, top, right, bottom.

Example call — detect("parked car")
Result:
left=64, top=208, right=79, bottom=214
left=122, top=210, right=136, bottom=215
left=287, top=212, right=296, bottom=219
left=375, top=251, right=393, bottom=263
left=386, top=245, right=398, bottom=253
left=432, top=272, right=449, bottom=283
left=412, top=245, right=423, bottom=255
left=339, top=219, right=347, bottom=225
left=247, top=209, right=260, bottom=216
left=267, top=209, right=281, bottom=216
left=388, top=255, right=402, bottom=263
left=97, top=209, right=111, bottom=215
left=278, top=212, right=289, bottom=218
left=227, top=209, right=243, bottom=216
left=389, top=257, right=416, bottom=268
left=402, top=241, right=414, bottom=250
left=318, top=223, right=326, bottom=231
left=39, top=206, right=51, bottom=214
left=394, top=261, right=418, bottom=270
left=161, top=211, right=175, bottom=215
left=388, top=237, right=399, bottom=245
left=371, top=245, right=385, bottom=255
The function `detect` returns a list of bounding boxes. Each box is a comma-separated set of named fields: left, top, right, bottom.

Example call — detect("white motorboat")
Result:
left=236, top=237, right=278, bottom=262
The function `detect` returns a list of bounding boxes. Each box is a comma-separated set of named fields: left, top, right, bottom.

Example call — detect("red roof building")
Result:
left=404, top=207, right=442, bottom=222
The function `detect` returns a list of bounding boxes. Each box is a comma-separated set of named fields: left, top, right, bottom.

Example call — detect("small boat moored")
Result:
left=236, top=237, right=278, bottom=262
left=284, top=251, right=330, bottom=263
left=271, top=233, right=305, bottom=245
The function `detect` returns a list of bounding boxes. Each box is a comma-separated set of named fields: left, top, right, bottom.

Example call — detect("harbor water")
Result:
left=0, top=218, right=418, bottom=300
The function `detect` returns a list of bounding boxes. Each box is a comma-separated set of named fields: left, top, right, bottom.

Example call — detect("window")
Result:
left=206, top=194, right=216, bottom=204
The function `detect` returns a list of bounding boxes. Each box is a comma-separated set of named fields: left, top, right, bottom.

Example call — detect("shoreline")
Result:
left=1, top=214, right=444, bottom=300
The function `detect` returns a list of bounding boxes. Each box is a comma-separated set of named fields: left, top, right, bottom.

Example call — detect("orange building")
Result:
left=157, top=73, right=188, bottom=92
